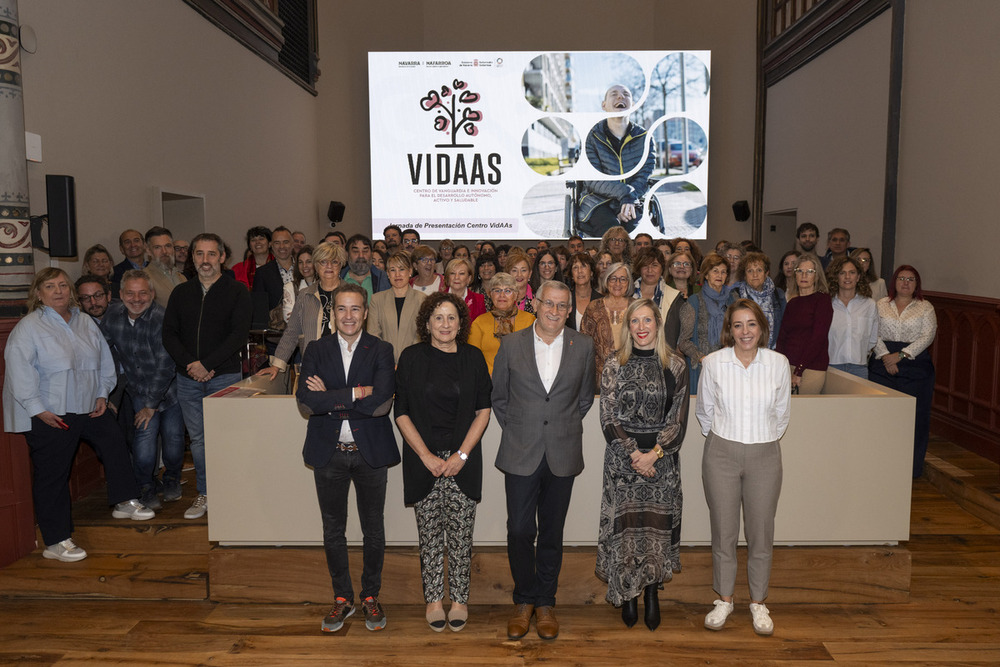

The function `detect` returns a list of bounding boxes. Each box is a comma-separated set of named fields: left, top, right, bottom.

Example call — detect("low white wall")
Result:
left=205, top=369, right=913, bottom=547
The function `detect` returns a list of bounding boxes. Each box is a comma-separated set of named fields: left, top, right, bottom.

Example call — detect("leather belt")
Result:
left=336, top=442, right=358, bottom=453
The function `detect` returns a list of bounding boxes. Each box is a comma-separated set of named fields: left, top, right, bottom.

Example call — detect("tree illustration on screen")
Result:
left=419, top=79, right=482, bottom=148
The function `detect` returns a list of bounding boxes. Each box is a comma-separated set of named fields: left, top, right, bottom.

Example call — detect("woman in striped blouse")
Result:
left=696, top=299, right=791, bottom=637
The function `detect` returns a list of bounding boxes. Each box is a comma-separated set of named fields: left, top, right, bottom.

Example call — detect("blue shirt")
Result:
left=3, top=306, right=117, bottom=432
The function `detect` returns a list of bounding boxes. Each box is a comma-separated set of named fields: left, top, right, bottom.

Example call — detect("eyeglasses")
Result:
left=856, top=257, right=871, bottom=264
left=417, top=257, right=435, bottom=264
left=671, top=261, right=692, bottom=269
left=896, top=276, right=916, bottom=283
left=794, top=268, right=816, bottom=275
left=78, top=293, right=108, bottom=303
left=608, top=238, right=626, bottom=244
left=316, top=259, right=340, bottom=268
left=607, top=276, right=630, bottom=284
left=538, top=299, right=570, bottom=313
left=491, top=288, right=515, bottom=296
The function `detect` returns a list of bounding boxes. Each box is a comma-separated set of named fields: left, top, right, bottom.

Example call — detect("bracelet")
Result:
left=654, top=446, right=664, bottom=459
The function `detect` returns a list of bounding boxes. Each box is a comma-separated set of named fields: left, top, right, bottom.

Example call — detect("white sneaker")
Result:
left=750, top=603, right=773, bottom=636
left=704, top=599, right=734, bottom=630
left=112, top=499, right=155, bottom=520
left=184, top=494, right=208, bottom=519
left=42, top=538, right=88, bottom=562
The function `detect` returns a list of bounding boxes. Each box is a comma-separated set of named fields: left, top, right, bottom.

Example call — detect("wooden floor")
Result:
left=1, top=443, right=999, bottom=665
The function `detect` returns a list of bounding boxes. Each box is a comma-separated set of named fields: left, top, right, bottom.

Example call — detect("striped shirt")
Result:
left=696, top=346, right=791, bottom=444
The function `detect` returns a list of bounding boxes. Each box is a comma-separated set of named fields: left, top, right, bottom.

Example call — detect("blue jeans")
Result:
left=831, top=363, right=868, bottom=380
left=175, top=372, right=241, bottom=495
left=130, top=398, right=186, bottom=494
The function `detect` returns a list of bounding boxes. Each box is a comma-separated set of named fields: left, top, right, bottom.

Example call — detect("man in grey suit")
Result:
left=492, top=280, right=596, bottom=641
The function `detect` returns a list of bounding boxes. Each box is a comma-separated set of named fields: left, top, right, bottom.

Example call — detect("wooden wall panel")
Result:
left=926, top=291, right=1000, bottom=467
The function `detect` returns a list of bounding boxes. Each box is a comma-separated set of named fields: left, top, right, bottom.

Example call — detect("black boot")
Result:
left=644, top=584, right=661, bottom=630
left=621, top=597, right=638, bottom=628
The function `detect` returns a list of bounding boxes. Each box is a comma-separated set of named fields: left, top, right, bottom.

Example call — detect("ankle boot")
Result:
left=621, top=597, right=638, bottom=627
left=644, top=584, right=661, bottom=630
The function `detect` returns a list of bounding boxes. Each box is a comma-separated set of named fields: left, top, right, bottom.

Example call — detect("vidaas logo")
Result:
left=419, top=79, right=482, bottom=148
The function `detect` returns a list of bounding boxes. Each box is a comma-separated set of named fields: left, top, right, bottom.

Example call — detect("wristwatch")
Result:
left=898, top=350, right=909, bottom=360
left=458, top=451, right=469, bottom=461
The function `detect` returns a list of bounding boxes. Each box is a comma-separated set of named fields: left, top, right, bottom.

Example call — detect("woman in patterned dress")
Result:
left=596, top=298, right=690, bottom=631
left=395, top=292, right=492, bottom=633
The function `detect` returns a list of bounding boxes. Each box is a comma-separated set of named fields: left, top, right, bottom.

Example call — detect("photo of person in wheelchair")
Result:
left=575, top=84, right=656, bottom=239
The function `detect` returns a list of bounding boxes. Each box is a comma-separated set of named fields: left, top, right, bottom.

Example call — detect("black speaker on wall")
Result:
left=46, top=174, right=77, bottom=257
left=732, top=200, right=751, bottom=222
left=327, top=200, right=346, bottom=226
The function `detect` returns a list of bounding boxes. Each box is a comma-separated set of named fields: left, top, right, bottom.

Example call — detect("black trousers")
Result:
left=313, top=448, right=388, bottom=602
left=505, top=456, right=575, bottom=607
left=24, top=412, right=140, bottom=546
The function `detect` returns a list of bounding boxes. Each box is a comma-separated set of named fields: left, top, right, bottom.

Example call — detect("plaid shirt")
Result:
left=100, top=301, right=177, bottom=411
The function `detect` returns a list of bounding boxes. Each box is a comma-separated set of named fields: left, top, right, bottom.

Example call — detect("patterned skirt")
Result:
left=594, top=442, right=682, bottom=606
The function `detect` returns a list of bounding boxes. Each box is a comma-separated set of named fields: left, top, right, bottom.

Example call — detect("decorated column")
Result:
left=0, top=0, right=33, bottom=307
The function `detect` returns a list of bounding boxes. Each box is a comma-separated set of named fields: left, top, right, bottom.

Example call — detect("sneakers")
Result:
left=42, top=538, right=88, bottom=562
left=361, top=596, right=386, bottom=631
left=704, top=599, right=734, bottom=630
left=750, top=602, right=774, bottom=636
left=321, top=597, right=355, bottom=632
left=112, top=499, right=155, bottom=520
left=140, top=488, right=163, bottom=512
left=161, top=479, right=183, bottom=503
left=184, top=494, right=208, bottom=519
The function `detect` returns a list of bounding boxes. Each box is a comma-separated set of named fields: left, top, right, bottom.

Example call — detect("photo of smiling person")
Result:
left=576, top=84, right=656, bottom=238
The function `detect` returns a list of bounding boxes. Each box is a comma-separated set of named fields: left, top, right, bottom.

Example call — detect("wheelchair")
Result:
left=564, top=179, right=664, bottom=239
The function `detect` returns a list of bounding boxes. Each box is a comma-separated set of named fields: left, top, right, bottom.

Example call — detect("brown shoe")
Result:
left=507, top=603, right=534, bottom=639
left=535, top=605, right=559, bottom=640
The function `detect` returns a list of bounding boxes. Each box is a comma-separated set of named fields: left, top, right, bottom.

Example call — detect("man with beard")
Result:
left=795, top=222, right=820, bottom=254
left=342, top=234, right=390, bottom=300
left=144, top=227, right=187, bottom=308
left=383, top=225, right=402, bottom=254
left=75, top=275, right=114, bottom=322
left=162, top=233, right=252, bottom=520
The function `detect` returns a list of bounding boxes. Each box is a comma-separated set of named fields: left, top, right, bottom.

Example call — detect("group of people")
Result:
left=2, top=219, right=937, bottom=642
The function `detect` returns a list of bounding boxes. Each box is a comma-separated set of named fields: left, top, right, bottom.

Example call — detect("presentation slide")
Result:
left=369, top=51, right=710, bottom=241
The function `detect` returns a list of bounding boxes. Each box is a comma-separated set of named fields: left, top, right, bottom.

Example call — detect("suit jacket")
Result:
left=296, top=330, right=399, bottom=470
left=253, top=260, right=289, bottom=311
left=366, top=288, right=426, bottom=364
left=492, top=325, right=596, bottom=477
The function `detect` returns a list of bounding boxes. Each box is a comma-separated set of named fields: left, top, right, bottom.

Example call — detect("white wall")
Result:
left=315, top=0, right=759, bottom=246
left=896, top=0, right=1000, bottom=298
left=763, top=10, right=891, bottom=266
left=19, top=0, right=320, bottom=275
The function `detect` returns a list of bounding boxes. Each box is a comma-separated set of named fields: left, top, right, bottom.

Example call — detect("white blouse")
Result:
left=873, top=297, right=937, bottom=358
left=828, top=294, right=879, bottom=365
left=696, top=347, right=791, bottom=444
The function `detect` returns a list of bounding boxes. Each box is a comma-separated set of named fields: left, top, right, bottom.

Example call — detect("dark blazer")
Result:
left=296, top=330, right=399, bottom=470
left=395, top=342, right=491, bottom=505
left=252, top=260, right=287, bottom=311
left=492, top=325, right=596, bottom=477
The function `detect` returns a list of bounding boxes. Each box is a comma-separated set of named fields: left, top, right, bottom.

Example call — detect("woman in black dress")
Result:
left=596, top=298, right=690, bottom=631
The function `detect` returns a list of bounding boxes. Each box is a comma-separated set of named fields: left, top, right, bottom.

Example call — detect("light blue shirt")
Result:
left=3, top=306, right=117, bottom=432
